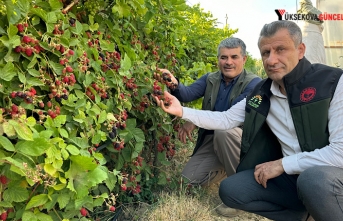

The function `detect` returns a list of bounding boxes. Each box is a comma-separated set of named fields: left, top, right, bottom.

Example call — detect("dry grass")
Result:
left=117, top=139, right=272, bottom=221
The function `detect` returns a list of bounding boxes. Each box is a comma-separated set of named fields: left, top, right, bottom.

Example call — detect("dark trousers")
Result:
left=219, top=169, right=307, bottom=221
left=219, top=166, right=343, bottom=221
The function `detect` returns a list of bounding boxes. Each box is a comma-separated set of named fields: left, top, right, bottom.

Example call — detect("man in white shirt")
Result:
left=154, top=20, right=343, bottom=221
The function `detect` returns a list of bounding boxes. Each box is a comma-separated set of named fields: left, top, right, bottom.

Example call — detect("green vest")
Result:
left=193, top=70, right=259, bottom=155
left=237, top=58, right=342, bottom=172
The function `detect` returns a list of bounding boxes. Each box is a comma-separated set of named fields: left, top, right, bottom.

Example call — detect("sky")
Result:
left=186, top=0, right=316, bottom=59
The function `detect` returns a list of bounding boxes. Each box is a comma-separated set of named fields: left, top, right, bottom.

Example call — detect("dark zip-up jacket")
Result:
left=237, top=58, right=342, bottom=172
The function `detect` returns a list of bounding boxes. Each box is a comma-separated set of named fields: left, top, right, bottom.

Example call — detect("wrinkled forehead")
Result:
left=258, top=28, right=292, bottom=48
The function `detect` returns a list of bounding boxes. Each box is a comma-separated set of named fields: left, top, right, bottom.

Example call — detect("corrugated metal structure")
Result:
left=316, top=0, right=343, bottom=68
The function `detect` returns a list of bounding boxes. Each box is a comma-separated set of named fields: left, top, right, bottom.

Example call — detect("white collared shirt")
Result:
left=182, top=75, right=343, bottom=174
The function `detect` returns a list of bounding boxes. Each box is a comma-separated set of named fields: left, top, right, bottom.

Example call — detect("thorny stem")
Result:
left=62, top=0, right=79, bottom=14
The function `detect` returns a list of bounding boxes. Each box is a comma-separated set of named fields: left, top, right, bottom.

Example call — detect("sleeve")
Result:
left=181, top=98, right=246, bottom=130
left=282, top=74, right=343, bottom=174
left=231, top=77, right=262, bottom=106
left=171, top=73, right=209, bottom=102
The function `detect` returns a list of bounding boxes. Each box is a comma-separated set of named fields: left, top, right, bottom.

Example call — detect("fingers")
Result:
left=178, top=129, right=187, bottom=143
left=186, top=131, right=193, bottom=141
left=254, top=166, right=267, bottom=188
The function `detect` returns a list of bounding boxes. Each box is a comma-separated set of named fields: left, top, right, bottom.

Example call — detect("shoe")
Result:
left=215, top=203, right=242, bottom=218
left=307, top=215, right=315, bottom=221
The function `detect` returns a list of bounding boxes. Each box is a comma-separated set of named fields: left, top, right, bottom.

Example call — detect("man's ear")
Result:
left=298, top=42, right=306, bottom=59
left=243, top=55, right=247, bottom=64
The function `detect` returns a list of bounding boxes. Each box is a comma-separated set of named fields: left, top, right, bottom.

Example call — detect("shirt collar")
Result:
left=220, top=72, right=242, bottom=84
left=270, top=81, right=287, bottom=98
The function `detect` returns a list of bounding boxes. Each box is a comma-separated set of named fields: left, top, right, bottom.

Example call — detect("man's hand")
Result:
left=178, top=121, right=196, bottom=143
left=153, top=68, right=178, bottom=90
left=153, top=91, right=183, bottom=117
left=254, top=159, right=284, bottom=188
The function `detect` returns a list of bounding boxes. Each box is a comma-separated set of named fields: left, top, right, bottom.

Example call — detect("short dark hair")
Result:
left=258, top=20, right=302, bottom=47
left=217, top=37, right=247, bottom=57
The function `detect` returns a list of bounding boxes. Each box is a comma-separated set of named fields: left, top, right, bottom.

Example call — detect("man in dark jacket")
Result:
left=154, top=21, right=343, bottom=221
left=156, top=37, right=261, bottom=217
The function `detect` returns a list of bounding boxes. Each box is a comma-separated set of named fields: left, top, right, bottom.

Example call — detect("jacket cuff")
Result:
left=282, top=155, right=301, bottom=174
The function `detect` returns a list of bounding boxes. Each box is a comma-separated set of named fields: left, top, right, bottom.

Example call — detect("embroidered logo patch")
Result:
left=300, top=87, right=316, bottom=102
left=248, top=95, right=262, bottom=108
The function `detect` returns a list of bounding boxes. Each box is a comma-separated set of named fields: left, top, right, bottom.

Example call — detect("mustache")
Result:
left=224, top=65, right=234, bottom=68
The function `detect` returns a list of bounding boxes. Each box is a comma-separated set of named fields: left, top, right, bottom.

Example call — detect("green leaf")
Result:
left=97, top=110, right=107, bottom=124
left=120, top=53, right=131, bottom=72
left=57, top=193, right=70, bottom=209
left=0, top=136, right=15, bottom=151
left=48, top=61, right=64, bottom=75
left=30, top=8, right=48, bottom=22
left=89, top=23, right=99, bottom=32
left=72, top=20, right=83, bottom=35
left=39, top=130, right=53, bottom=139
left=22, top=211, right=38, bottom=221
left=26, top=194, right=49, bottom=210
left=2, top=122, right=16, bottom=137
left=121, top=146, right=131, bottom=162
left=0, top=26, right=6, bottom=35
left=99, top=40, right=114, bottom=52
left=27, top=69, right=41, bottom=77
left=66, top=144, right=80, bottom=155
left=69, top=137, right=89, bottom=148
left=0, top=201, right=13, bottom=207
left=49, top=0, right=63, bottom=11
left=0, top=62, right=16, bottom=81
left=105, top=172, right=118, bottom=190
left=27, top=55, right=38, bottom=69
left=60, top=37, right=69, bottom=47
left=26, top=77, right=45, bottom=86
left=36, top=212, right=54, bottom=221
left=5, top=0, right=21, bottom=24
left=17, top=0, right=30, bottom=13
left=53, top=115, right=66, bottom=127
left=26, top=117, right=36, bottom=127
left=44, top=164, right=57, bottom=176
left=131, top=128, right=145, bottom=143
left=112, top=2, right=131, bottom=18
left=8, top=24, right=18, bottom=38
left=158, top=151, right=171, bottom=166
left=16, top=138, right=52, bottom=156
left=3, top=186, right=29, bottom=202
left=18, top=72, right=26, bottom=84
left=59, top=128, right=69, bottom=138
left=9, top=120, right=33, bottom=141
left=86, top=167, right=108, bottom=186
left=70, top=155, right=97, bottom=170
left=31, top=16, right=41, bottom=26
left=91, top=134, right=101, bottom=145
left=157, top=172, right=167, bottom=185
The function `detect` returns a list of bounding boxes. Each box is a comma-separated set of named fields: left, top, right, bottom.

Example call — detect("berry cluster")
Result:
left=16, top=22, right=28, bottom=33
left=10, top=88, right=36, bottom=104
left=137, top=95, right=150, bottom=112
left=157, top=135, right=176, bottom=160
left=85, top=79, right=109, bottom=101
left=14, top=35, right=44, bottom=57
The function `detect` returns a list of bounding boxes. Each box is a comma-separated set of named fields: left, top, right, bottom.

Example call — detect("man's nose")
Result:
left=266, top=51, right=278, bottom=65
left=225, top=58, right=233, bottom=65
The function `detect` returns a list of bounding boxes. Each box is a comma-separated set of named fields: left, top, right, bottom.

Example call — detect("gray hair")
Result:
left=258, top=20, right=302, bottom=47
left=217, top=37, right=247, bottom=57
